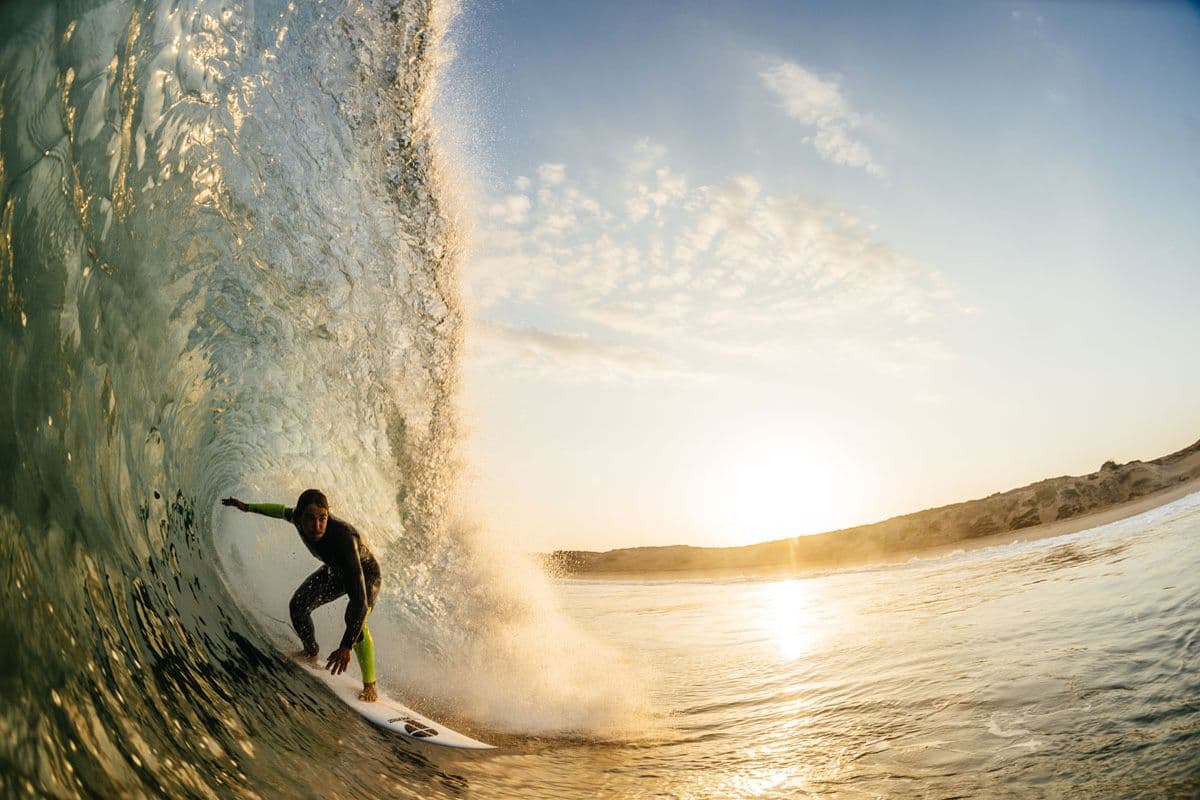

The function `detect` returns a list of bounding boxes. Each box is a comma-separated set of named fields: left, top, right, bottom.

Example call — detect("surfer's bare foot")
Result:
left=358, top=682, right=377, bottom=702
left=292, top=649, right=318, bottom=667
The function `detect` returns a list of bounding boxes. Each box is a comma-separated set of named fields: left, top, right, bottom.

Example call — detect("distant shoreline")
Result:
left=877, top=478, right=1199, bottom=564
left=541, top=438, right=1200, bottom=580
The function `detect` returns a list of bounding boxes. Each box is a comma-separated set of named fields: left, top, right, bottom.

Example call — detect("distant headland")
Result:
left=541, top=438, right=1200, bottom=578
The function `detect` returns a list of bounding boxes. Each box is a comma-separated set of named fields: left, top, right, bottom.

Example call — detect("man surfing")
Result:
left=222, top=489, right=381, bottom=702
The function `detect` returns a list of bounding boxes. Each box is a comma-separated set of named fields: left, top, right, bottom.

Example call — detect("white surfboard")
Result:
left=301, top=663, right=495, bottom=750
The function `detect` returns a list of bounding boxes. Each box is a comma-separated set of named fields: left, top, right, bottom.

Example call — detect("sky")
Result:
left=436, top=1, right=1200, bottom=553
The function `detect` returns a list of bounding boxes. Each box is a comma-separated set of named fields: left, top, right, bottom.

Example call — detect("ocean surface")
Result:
left=2, top=1, right=1199, bottom=798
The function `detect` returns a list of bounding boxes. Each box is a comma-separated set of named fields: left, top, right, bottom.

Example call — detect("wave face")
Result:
left=0, top=1, right=630, bottom=796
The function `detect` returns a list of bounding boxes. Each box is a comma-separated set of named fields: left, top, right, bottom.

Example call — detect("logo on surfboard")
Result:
left=388, top=716, right=438, bottom=738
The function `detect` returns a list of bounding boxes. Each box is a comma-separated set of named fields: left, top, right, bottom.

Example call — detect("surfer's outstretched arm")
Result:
left=221, top=497, right=292, bottom=521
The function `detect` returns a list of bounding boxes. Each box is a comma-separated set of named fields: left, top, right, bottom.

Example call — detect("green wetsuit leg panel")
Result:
left=353, top=563, right=381, bottom=685
left=353, top=618, right=375, bottom=684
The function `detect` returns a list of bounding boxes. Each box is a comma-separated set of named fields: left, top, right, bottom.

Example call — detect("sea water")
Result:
left=6, top=486, right=1199, bottom=798
left=2, top=0, right=1198, bottom=797
left=535, top=493, right=1200, bottom=798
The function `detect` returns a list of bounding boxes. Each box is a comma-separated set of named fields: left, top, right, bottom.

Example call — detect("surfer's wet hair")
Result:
left=296, top=489, right=329, bottom=513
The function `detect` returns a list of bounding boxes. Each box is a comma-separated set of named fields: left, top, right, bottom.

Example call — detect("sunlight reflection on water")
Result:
left=537, top=493, right=1200, bottom=798
left=759, top=578, right=825, bottom=661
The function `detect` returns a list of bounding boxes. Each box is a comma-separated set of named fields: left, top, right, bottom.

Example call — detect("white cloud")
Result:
left=759, top=61, right=848, bottom=125
left=488, top=193, right=531, bottom=225
left=626, top=138, right=669, bottom=177
left=760, top=59, right=884, bottom=177
left=812, top=126, right=878, bottom=172
left=537, top=163, right=566, bottom=185
left=470, top=320, right=698, bottom=383
left=627, top=166, right=688, bottom=224
left=465, top=143, right=960, bottom=382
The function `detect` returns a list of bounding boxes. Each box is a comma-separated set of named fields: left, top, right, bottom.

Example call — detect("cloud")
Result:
left=488, top=193, right=531, bottom=225
left=812, top=126, right=878, bottom=172
left=759, top=60, right=883, bottom=177
left=1011, top=8, right=1046, bottom=31
left=626, top=139, right=668, bottom=175
left=626, top=166, right=688, bottom=224
left=759, top=61, right=848, bottom=125
left=470, top=320, right=698, bottom=382
left=621, top=140, right=689, bottom=224
left=537, top=163, right=566, bottom=185
left=465, top=142, right=961, bottom=382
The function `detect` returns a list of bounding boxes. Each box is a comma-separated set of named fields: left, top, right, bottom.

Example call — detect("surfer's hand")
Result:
left=221, top=497, right=248, bottom=512
left=326, top=647, right=352, bottom=675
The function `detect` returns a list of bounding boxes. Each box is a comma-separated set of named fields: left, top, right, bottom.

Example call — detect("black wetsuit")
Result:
left=283, top=511, right=382, bottom=656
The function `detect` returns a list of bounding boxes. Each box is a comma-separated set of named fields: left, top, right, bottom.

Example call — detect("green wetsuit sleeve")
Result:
left=246, top=503, right=291, bottom=520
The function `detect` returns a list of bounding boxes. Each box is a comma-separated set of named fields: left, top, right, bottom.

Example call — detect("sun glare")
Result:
left=762, top=579, right=822, bottom=661
left=721, top=447, right=846, bottom=546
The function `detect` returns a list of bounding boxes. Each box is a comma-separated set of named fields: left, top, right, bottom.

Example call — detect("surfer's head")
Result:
left=295, top=489, right=330, bottom=540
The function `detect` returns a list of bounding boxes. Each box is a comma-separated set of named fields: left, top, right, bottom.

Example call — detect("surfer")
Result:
left=222, top=489, right=381, bottom=702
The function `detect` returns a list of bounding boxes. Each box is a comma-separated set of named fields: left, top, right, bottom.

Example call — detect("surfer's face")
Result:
left=299, top=504, right=329, bottom=540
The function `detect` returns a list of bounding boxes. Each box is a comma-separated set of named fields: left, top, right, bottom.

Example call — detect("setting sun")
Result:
left=721, top=447, right=847, bottom=546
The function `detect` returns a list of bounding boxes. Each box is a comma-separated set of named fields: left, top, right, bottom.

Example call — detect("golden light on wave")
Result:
left=721, top=447, right=846, bottom=546
left=761, top=578, right=822, bottom=661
